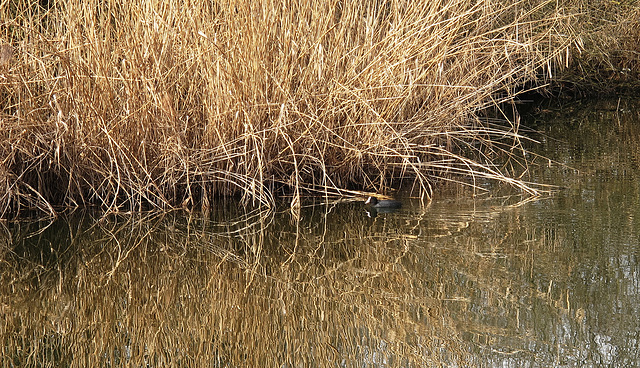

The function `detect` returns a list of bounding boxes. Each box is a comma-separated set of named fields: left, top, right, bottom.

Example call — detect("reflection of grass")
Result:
left=3, top=169, right=634, bottom=366
left=438, top=104, right=640, bottom=364
left=1, top=208, right=472, bottom=367
left=524, top=98, right=640, bottom=192
left=0, top=0, right=576, bottom=217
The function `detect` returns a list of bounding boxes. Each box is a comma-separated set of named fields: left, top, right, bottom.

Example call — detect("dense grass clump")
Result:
left=1, top=0, right=574, bottom=216
left=556, top=1, right=640, bottom=95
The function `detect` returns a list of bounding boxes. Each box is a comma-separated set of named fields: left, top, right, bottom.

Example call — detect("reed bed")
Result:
left=555, top=0, right=640, bottom=95
left=0, top=0, right=574, bottom=216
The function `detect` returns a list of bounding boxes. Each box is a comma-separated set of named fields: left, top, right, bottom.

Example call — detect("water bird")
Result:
left=365, top=196, right=402, bottom=209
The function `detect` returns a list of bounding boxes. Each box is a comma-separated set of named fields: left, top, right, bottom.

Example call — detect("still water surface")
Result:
left=2, top=99, right=639, bottom=367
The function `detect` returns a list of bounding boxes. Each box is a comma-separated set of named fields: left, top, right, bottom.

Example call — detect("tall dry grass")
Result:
left=556, top=1, right=640, bottom=94
left=0, top=0, right=573, bottom=216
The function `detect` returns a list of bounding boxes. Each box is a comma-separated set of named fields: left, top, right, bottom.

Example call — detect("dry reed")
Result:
left=0, top=0, right=575, bottom=216
left=554, top=0, right=640, bottom=95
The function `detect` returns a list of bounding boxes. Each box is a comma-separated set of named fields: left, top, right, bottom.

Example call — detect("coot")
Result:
left=365, top=196, right=402, bottom=209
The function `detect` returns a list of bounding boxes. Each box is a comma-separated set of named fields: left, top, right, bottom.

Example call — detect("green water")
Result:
left=2, top=99, right=639, bottom=367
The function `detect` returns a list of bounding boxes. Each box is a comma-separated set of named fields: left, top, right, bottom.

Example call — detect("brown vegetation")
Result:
left=555, top=1, right=640, bottom=95
left=0, top=0, right=584, bottom=216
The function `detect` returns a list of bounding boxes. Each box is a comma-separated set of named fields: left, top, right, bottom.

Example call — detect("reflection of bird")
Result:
left=365, top=196, right=402, bottom=209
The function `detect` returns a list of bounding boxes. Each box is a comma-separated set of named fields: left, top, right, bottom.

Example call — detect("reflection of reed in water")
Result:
left=0, top=206, right=470, bottom=367
left=5, top=191, right=608, bottom=367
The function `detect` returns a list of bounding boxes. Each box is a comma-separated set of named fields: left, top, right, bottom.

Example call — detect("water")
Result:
left=2, top=99, right=640, bottom=367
